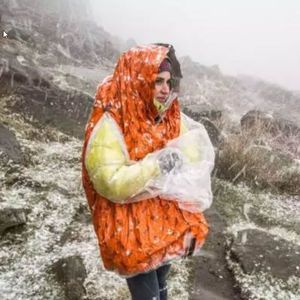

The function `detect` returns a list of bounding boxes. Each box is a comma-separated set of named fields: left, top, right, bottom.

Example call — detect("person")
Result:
left=82, top=43, right=215, bottom=300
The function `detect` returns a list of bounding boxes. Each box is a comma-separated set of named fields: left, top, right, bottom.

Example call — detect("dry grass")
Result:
left=214, top=122, right=300, bottom=195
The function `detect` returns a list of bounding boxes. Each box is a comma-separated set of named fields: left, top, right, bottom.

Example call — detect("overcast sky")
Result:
left=90, top=0, right=300, bottom=91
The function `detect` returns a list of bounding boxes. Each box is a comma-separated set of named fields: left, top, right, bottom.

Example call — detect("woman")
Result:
left=82, top=43, right=214, bottom=299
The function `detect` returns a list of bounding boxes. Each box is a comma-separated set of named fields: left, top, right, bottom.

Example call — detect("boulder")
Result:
left=241, top=110, right=300, bottom=137
left=183, top=105, right=222, bottom=122
left=182, top=106, right=222, bottom=147
left=52, top=256, right=87, bottom=300
left=241, top=110, right=273, bottom=130
left=11, top=85, right=93, bottom=139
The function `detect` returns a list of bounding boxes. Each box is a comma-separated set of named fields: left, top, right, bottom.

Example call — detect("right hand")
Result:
left=158, top=148, right=184, bottom=175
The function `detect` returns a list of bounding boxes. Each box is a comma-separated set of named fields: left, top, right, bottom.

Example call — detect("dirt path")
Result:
left=189, top=204, right=241, bottom=300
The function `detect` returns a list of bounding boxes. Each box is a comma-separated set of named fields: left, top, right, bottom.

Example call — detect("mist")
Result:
left=90, top=0, right=300, bottom=91
left=1, top=1, right=300, bottom=299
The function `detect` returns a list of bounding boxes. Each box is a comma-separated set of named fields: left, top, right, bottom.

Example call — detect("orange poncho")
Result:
left=82, top=44, right=209, bottom=276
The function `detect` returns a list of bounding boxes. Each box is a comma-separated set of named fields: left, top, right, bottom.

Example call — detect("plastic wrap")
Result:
left=85, top=112, right=215, bottom=212
left=146, top=113, right=215, bottom=212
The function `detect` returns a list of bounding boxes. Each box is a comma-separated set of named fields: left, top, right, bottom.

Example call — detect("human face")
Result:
left=154, top=71, right=171, bottom=103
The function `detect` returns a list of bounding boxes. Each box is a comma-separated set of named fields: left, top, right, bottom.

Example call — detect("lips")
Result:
left=157, top=97, right=167, bottom=103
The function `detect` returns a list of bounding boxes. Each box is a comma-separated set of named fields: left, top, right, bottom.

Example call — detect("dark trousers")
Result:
left=126, top=264, right=171, bottom=300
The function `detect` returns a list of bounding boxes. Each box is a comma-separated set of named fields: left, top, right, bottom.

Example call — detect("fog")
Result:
left=90, top=0, right=300, bottom=91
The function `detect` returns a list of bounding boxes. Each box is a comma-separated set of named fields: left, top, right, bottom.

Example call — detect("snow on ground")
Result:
left=0, top=121, right=192, bottom=300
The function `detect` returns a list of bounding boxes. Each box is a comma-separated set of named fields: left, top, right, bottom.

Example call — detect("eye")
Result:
left=167, top=79, right=174, bottom=89
left=155, top=77, right=164, bottom=85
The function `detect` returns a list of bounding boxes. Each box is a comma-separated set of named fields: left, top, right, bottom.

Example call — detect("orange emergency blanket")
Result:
left=82, top=45, right=209, bottom=276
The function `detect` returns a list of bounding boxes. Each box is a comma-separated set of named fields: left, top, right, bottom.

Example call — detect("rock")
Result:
left=182, top=106, right=222, bottom=147
left=199, top=117, right=223, bottom=147
left=73, top=203, right=91, bottom=224
left=52, top=256, right=87, bottom=300
left=1, top=43, right=94, bottom=138
left=241, top=110, right=300, bottom=137
left=0, top=208, right=28, bottom=235
left=229, top=229, right=300, bottom=281
left=0, top=48, right=53, bottom=88
left=1, top=45, right=93, bottom=138
left=7, top=27, right=33, bottom=43
left=183, top=105, right=222, bottom=122
left=5, top=173, right=42, bottom=189
left=0, top=123, right=24, bottom=164
left=3, top=166, right=44, bottom=189
left=1, top=0, right=121, bottom=140
left=1, top=0, right=120, bottom=67
left=241, top=110, right=273, bottom=130
left=10, top=86, right=93, bottom=139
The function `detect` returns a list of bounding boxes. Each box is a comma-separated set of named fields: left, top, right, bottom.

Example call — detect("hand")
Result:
left=158, top=149, right=183, bottom=175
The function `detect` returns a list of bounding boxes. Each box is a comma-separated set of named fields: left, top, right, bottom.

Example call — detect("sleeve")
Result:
left=179, top=113, right=213, bottom=164
left=179, top=118, right=201, bottom=163
left=84, top=113, right=161, bottom=204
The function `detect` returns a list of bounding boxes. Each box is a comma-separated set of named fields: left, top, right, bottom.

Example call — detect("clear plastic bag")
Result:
left=85, top=113, right=215, bottom=212
left=145, top=114, right=215, bottom=212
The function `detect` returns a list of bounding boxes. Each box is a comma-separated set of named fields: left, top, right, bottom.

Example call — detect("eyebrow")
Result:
left=155, top=76, right=170, bottom=81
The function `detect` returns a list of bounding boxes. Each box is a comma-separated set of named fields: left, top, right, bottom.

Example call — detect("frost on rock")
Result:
left=214, top=180, right=300, bottom=299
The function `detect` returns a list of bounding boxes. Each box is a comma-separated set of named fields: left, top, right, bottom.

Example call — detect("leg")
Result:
left=156, top=264, right=171, bottom=300
left=126, top=269, right=160, bottom=300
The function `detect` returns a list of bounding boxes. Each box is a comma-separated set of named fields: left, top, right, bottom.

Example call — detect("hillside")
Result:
left=180, top=56, right=300, bottom=126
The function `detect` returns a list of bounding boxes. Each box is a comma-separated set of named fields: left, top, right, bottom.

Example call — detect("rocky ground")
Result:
left=1, top=1, right=300, bottom=299
left=0, top=109, right=200, bottom=300
left=1, top=100, right=299, bottom=300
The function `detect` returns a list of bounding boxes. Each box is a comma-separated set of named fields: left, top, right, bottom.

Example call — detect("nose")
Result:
left=161, top=82, right=170, bottom=94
